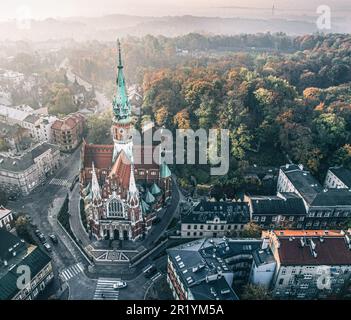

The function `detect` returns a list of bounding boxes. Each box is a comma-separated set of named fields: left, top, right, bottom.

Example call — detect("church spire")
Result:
left=112, top=39, right=131, bottom=123
left=91, top=162, right=102, bottom=207
left=127, top=164, right=139, bottom=208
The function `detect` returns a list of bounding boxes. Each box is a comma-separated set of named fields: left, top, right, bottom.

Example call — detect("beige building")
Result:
left=51, top=113, right=85, bottom=151
left=0, top=143, right=61, bottom=196
left=0, top=206, right=14, bottom=231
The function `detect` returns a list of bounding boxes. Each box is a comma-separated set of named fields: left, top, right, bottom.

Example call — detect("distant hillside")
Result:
left=0, top=14, right=347, bottom=42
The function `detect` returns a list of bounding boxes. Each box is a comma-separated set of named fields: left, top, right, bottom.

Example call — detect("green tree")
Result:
left=86, top=111, right=113, bottom=144
left=241, top=284, right=272, bottom=300
left=241, top=222, right=262, bottom=238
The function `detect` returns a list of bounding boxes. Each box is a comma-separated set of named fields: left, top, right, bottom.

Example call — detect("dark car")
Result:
left=49, top=234, right=58, bottom=244
left=38, top=233, right=46, bottom=243
left=152, top=217, right=161, bottom=225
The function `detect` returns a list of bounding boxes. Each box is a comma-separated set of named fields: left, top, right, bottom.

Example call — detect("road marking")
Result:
left=151, top=272, right=162, bottom=282
left=50, top=178, right=70, bottom=187
left=60, top=263, right=84, bottom=281
left=93, top=278, right=121, bottom=300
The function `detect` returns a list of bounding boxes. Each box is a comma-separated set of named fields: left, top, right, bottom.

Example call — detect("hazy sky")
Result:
left=0, top=0, right=349, bottom=20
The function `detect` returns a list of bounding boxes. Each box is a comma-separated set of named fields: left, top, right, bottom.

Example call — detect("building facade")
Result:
left=0, top=142, right=61, bottom=196
left=180, top=201, right=250, bottom=238
left=80, top=42, right=172, bottom=241
left=167, top=238, right=266, bottom=300
left=262, top=230, right=351, bottom=299
left=0, top=206, right=14, bottom=231
left=51, top=113, right=85, bottom=151
left=324, top=166, right=351, bottom=189
left=0, top=229, right=53, bottom=300
left=245, top=192, right=307, bottom=229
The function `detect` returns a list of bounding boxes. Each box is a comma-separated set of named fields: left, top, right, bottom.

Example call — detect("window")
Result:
left=220, top=225, right=224, bottom=230
left=107, top=198, right=124, bottom=218
left=261, top=216, right=266, bottom=222
left=281, top=269, right=286, bottom=275
left=207, top=225, right=211, bottom=230
left=317, top=212, right=323, bottom=217
left=289, top=216, right=294, bottom=221
left=279, top=278, right=284, bottom=285
left=272, top=216, right=277, bottom=222
left=253, top=216, right=259, bottom=222
left=308, top=212, right=315, bottom=217
left=324, top=212, right=330, bottom=217
left=187, top=225, right=191, bottom=230
left=214, top=225, right=218, bottom=230
left=194, top=225, right=198, bottom=230
left=187, top=232, right=190, bottom=236
left=193, top=232, right=197, bottom=236
left=200, top=225, right=204, bottom=230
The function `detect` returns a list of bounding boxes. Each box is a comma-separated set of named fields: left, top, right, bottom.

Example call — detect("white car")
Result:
left=113, top=281, right=127, bottom=290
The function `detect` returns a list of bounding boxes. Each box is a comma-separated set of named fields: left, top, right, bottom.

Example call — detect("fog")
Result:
left=0, top=0, right=350, bottom=20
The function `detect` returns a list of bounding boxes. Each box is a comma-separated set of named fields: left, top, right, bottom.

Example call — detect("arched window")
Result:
left=107, top=198, right=124, bottom=218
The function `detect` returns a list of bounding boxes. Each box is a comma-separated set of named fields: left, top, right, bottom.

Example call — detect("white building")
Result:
left=0, top=105, right=57, bottom=143
left=0, top=143, right=61, bottom=195
left=263, top=230, right=351, bottom=299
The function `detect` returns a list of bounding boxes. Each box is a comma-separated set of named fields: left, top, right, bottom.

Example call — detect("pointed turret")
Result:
left=127, top=165, right=139, bottom=208
left=91, top=162, right=102, bottom=207
left=150, top=182, right=161, bottom=195
left=145, top=189, right=155, bottom=204
left=112, top=40, right=131, bottom=123
left=140, top=199, right=150, bottom=215
left=160, top=161, right=171, bottom=179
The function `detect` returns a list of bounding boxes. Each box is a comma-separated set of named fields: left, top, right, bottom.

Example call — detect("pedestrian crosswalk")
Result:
left=60, top=263, right=84, bottom=281
left=50, top=178, right=70, bottom=187
left=93, top=278, right=121, bottom=300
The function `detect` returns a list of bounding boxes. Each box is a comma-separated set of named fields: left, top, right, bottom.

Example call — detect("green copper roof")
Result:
left=160, top=162, right=171, bottom=179
left=145, top=189, right=155, bottom=204
left=141, top=199, right=150, bottom=214
left=150, top=182, right=161, bottom=195
left=112, top=40, right=131, bottom=123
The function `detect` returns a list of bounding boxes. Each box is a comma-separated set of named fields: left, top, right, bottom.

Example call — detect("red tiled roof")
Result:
left=278, top=237, right=351, bottom=266
left=83, top=143, right=159, bottom=170
left=110, top=151, right=131, bottom=189
left=270, top=230, right=344, bottom=237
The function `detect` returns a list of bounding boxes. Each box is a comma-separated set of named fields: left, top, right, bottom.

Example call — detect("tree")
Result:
left=231, top=124, right=253, bottom=160
left=173, top=109, right=190, bottom=129
left=155, top=106, right=169, bottom=127
left=313, top=113, right=347, bottom=149
left=86, top=111, right=113, bottom=144
left=241, top=222, right=262, bottom=238
left=15, top=216, right=34, bottom=244
left=241, top=284, right=272, bottom=300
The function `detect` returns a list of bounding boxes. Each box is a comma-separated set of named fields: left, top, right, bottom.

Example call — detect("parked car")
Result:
left=152, top=217, right=161, bottom=225
left=34, top=229, right=41, bottom=236
left=38, top=233, right=46, bottom=243
left=113, top=281, right=127, bottom=290
left=43, top=242, right=52, bottom=252
left=49, top=234, right=58, bottom=244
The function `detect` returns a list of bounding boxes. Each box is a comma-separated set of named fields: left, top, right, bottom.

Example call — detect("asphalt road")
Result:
left=7, top=148, right=87, bottom=297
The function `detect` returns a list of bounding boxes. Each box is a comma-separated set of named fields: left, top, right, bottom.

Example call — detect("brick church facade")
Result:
left=80, top=42, right=172, bottom=241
